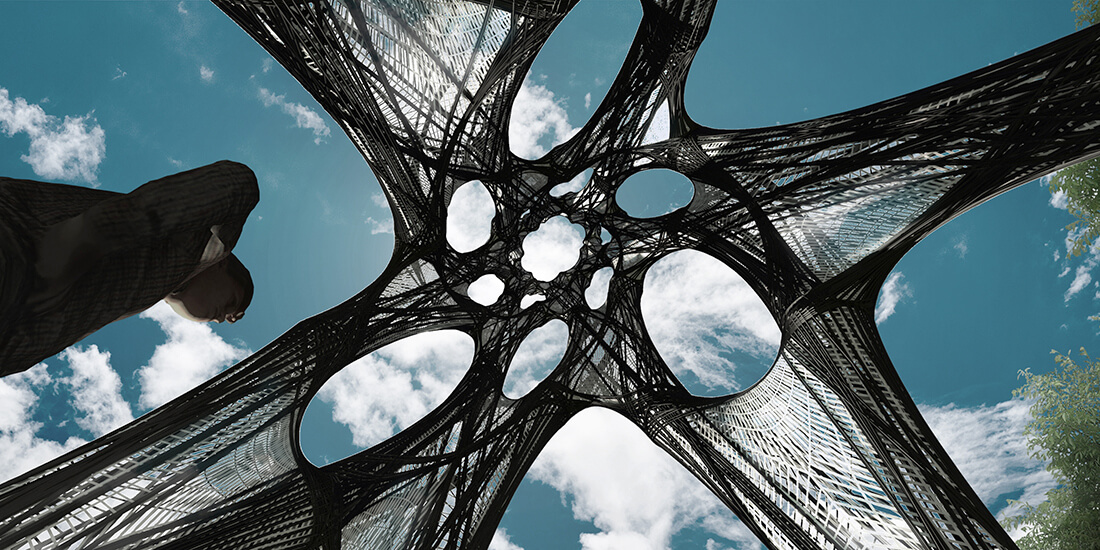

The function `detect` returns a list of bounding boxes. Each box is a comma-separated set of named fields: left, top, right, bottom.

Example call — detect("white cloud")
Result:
left=366, top=192, right=395, bottom=234
left=1049, top=189, right=1068, bottom=210
left=953, top=235, right=969, bottom=259
left=521, top=216, right=585, bottom=281
left=447, top=180, right=496, bottom=252
left=549, top=170, right=590, bottom=197
left=0, top=87, right=106, bottom=184
left=530, top=408, right=762, bottom=550
left=503, top=320, right=569, bottom=398
left=365, top=216, right=394, bottom=235
left=1065, top=265, right=1092, bottom=301
left=489, top=529, right=525, bottom=550
left=468, top=274, right=505, bottom=306
left=640, top=100, right=670, bottom=145
left=584, top=92, right=592, bottom=110
left=920, top=400, right=1054, bottom=517
left=585, top=267, right=613, bottom=309
left=0, top=365, right=87, bottom=483
left=509, top=78, right=578, bottom=159
left=112, top=66, right=127, bottom=81
left=317, top=331, right=473, bottom=448
left=641, top=250, right=780, bottom=392
left=136, top=301, right=251, bottom=409
left=59, top=346, right=133, bottom=437
left=1061, top=231, right=1100, bottom=302
left=177, top=1, right=189, bottom=15
left=875, top=271, right=911, bottom=324
left=258, top=87, right=331, bottom=144
left=199, top=65, right=215, bottom=83
left=262, top=58, right=273, bottom=73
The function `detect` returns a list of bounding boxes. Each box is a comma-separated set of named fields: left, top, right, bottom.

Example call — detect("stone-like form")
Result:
left=3, top=1, right=1100, bottom=549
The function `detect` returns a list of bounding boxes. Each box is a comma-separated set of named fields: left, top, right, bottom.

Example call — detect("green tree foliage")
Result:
left=1074, top=0, right=1100, bottom=28
left=1053, top=0, right=1100, bottom=257
left=1050, top=160, right=1100, bottom=257
left=1001, top=349, right=1100, bottom=549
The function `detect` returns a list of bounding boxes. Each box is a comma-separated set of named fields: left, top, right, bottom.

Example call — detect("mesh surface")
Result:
left=4, top=2, right=1100, bottom=549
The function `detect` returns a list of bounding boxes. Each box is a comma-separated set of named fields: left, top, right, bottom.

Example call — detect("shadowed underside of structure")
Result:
left=4, top=1, right=1100, bottom=549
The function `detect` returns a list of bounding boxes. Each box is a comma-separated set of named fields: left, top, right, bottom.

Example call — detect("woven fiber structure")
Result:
left=4, top=1, right=1100, bottom=549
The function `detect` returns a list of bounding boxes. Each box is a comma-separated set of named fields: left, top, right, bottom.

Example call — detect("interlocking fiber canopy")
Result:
left=4, top=1, right=1100, bottom=549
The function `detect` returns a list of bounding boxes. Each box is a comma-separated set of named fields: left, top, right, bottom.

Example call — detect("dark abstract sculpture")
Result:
left=3, top=1, right=1100, bottom=548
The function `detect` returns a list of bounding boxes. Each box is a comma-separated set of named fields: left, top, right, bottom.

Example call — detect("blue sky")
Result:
left=0, top=1, right=1093, bottom=549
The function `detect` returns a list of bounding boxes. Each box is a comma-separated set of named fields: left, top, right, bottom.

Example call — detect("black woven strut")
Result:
left=4, top=1, right=1100, bottom=549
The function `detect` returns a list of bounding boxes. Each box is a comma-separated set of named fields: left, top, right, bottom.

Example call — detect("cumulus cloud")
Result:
left=317, top=331, right=473, bottom=447
left=521, top=216, right=585, bottom=281
left=585, top=267, right=613, bottom=309
left=584, top=92, right=592, bottom=110
left=874, top=271, right=910, bottom=324
left=1056, top=221, right=1100, bottom=304
left=641, top=250, right=780, bottom=392
left=1060, top=227, right=1100, bottom=302
left=59, top=346, right=134, bottom=437
left=366, top=193, right=395, bottom=235
left=489, top=529, right=525, bottom=550
left=258, top=87, right=331, bottom=144
left=503, top=320, right=569, bottom=398
left=920, top=400, right=1054, bottom=515
left=199, top=65, right=215, bottom=83
left=527, top=401, right=1043, bottom=550
left=530, top=408, right=762, bottom=550
left=137, top=301, right=251, bottom=409
left=509, top=78, right=578, bottom=159
left=0, top=365, right=87, bottom=482
left=468, top=274, right=505, bottom=305
left=447, top=180, right=496, bottom=252
left=365, top=216, right=394, bottom=235
left=549, top=170, right=590, bottom=197
left=1065, top=265, right=1092, bottom=301
left=0, top=87, right=106, bottom=183
left=177, top=1, right=189, bottom=15
left=1049, top=189, right=1068, bottom=210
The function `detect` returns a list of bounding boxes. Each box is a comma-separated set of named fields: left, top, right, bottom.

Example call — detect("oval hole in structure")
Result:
left=468, top=274, right=505, bottom=306
left=503, top=319, right=569, bottom=399
left=508, top=2, right=640, bottom=160
left=585, top=267, right=614, bottom=309
left=447, top=180, right=495, bottom=253
left=549, top=169, right=591, bottom=197
left=521, top=216, right=585, bottom=281
left=641, top=250, right=780, bottom=396
left=616, top=169, right=694, bottom=218
left=508, top=407, right=713, bottom=526
left=640, top=99, right=671, bottom=145
left=520, top=293, right=545, bottom=309
left=300, top=330, right=474, bottom=466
